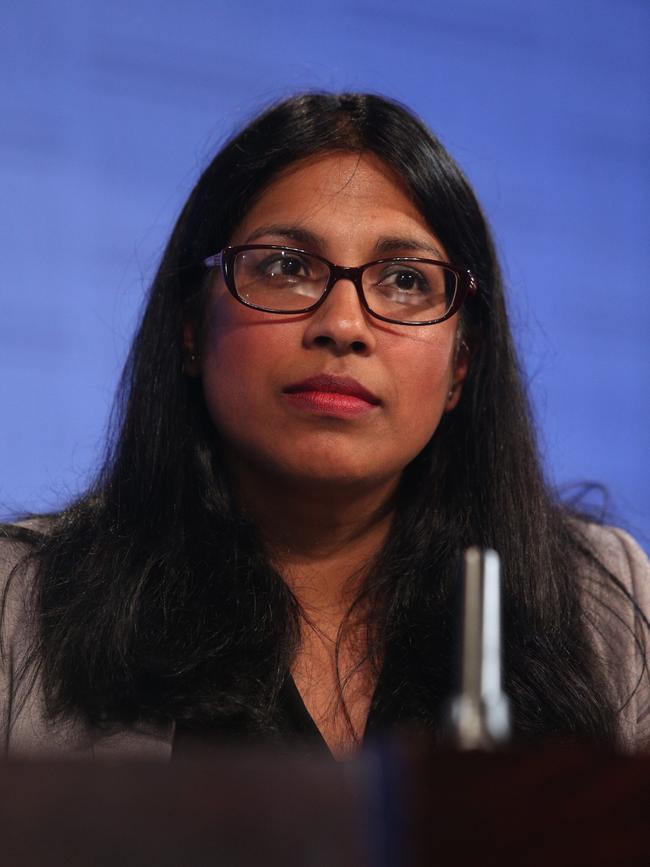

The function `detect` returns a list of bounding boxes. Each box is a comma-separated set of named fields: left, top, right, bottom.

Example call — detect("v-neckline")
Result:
left=281, top=676, right=332, bottom=754
left=171, top=671, right=393, bottom=761
left=281, top=673, right=385, bottom=759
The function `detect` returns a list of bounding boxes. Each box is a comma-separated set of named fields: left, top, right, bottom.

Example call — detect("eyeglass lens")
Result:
left=231, top=247, right=458, bottom=323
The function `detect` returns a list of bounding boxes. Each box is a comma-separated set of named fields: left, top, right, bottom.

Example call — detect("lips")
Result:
left=283, top=374, right=380, bottom=404
left=282, top=374, right=381, bottom=418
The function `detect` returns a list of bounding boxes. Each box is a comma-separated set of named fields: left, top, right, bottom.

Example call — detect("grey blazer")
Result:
left=2, top=523, right=649, bottom=759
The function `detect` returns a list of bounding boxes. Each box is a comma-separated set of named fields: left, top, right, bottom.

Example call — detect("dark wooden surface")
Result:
left=0, top=749, right=370, bottom=867
left=400, top=740, right=650, bottom=867
left=1, top=742, right=649, bottom=866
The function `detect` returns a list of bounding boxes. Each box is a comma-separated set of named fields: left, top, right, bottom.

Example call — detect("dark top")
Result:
left=172, top=675, right=399, bottom=761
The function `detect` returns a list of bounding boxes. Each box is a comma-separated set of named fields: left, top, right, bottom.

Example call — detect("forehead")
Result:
left=229, top=151, right=438, bottom=251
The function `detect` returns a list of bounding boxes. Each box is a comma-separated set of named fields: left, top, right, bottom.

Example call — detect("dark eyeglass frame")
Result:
left=203, top=244, right=478, bottom=326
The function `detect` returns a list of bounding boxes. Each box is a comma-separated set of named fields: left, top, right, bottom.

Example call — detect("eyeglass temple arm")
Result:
left=203, top=252, right=224, bottom=269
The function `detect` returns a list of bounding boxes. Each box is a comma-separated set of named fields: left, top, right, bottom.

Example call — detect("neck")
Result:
left=227, top=461, right=399, bottom=616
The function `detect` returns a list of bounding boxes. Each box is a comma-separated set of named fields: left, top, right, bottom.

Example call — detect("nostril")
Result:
left=311, top=334, right=368, bottom=355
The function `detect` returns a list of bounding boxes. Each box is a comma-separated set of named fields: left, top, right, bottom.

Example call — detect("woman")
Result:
left=2, top=92, right=648, bottom=760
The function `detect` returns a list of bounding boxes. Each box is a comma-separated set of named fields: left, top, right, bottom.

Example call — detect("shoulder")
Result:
left=0, top=518, right=50, bottom=652
left=0, top=518, right=173, bottom=759
left=575, top=522, right=650, bottom=596
left=0, top=521, right=45, bottom=621
left=1, top=516, right=52, bottom=557
left=0, top=517, right=52, bottom=621
left=0, top=519, right=50, bottom=752
left=572, top=522, right=650, bottom=752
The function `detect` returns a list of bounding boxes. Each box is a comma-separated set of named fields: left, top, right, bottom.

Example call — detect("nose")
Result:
left=301, top=276, right=377, bottom=355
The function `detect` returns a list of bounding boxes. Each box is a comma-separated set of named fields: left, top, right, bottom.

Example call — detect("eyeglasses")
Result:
left=203, top=245, right=477, bottom=326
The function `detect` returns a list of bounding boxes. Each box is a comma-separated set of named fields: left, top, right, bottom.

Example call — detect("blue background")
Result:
left=1, top=0, right=648, bottom=549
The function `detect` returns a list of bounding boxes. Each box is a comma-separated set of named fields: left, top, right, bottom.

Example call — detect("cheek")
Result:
left=198, top=294, right=293, bottom=441
left=383, top=331, right=456, bottom=445
left=199, top=296, right=262, bottom=430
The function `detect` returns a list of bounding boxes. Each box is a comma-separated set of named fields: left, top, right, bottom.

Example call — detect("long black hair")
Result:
left=3, top=92, right=641, bottom=745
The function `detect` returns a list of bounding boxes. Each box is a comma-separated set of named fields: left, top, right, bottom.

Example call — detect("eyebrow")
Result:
left=245, top=225, right=320, bottom=249
left=243, top=225, right=446, bottom=261
left=374, top=236, right=445, bottom=260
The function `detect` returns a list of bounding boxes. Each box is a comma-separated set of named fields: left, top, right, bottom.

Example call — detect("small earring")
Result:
left=183, top=351, right=198, bottom=375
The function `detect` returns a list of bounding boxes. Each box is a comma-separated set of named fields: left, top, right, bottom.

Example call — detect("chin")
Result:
left=270, top=454, right=402, bottom=493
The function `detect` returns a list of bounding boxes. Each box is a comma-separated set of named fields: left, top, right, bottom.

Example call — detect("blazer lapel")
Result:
left=90, top=720, right=175, bottom=761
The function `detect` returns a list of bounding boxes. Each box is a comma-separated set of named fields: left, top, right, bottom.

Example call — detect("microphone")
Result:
left=447, top=547, right=511, bottom=750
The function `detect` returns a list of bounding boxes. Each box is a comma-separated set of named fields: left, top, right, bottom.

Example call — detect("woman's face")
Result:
left=192, top=152, right=468, bottom=495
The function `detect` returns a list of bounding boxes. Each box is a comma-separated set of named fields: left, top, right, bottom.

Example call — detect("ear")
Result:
left=445, top=336, right=471, bottom=412
left=182, top=319, right=201, bottom=378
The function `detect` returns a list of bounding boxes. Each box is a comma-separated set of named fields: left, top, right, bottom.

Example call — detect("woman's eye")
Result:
left=380, top=268, right=429, bottom=294
left=262, top=255, right=309, bottom=278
